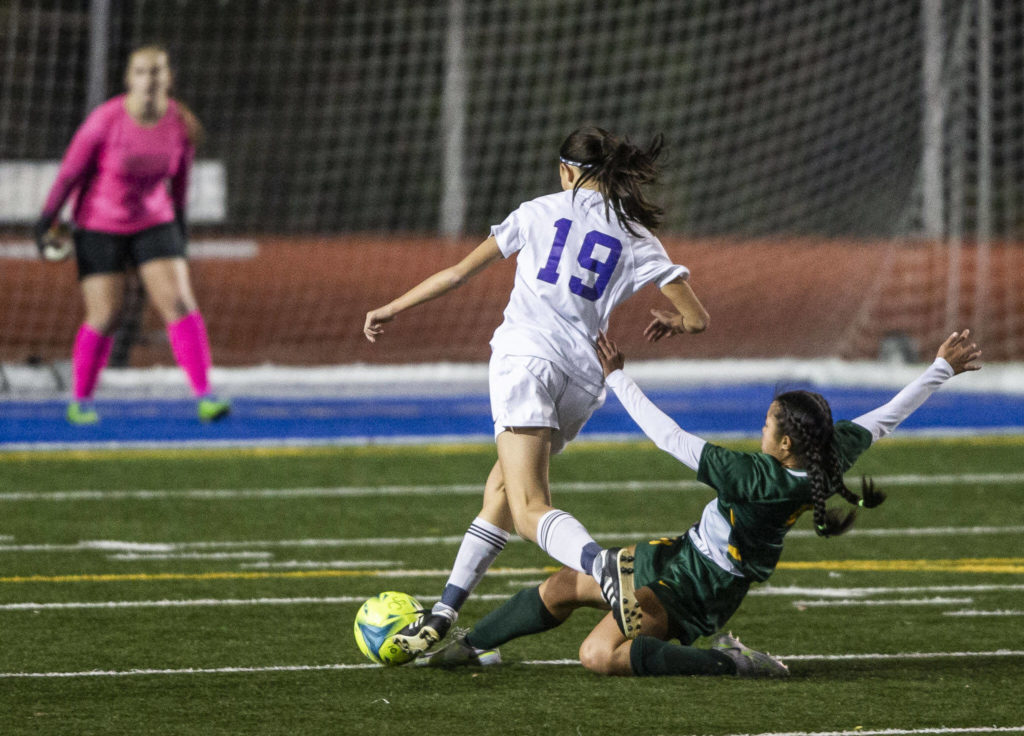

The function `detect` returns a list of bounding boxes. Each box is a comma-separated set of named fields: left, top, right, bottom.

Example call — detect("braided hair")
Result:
left=773, top=390, right=886, bottom=537
left=558, top=126, right=665, bottom=237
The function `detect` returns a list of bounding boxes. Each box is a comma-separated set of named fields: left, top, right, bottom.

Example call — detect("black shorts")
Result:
left=74, top=222, right=186, bottom=280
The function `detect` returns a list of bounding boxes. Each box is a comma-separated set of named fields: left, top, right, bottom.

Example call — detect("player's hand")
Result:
left=363, top=306, right=394, bottom=343
left=596, top=331, right=625, bottom=376
left=937, top=329, right=982, bottom=375
left=33, top=217, right=52, bottom=259
left=643, top=309, right=684, bottom=343
left=35, top=218, right=73, bottom=262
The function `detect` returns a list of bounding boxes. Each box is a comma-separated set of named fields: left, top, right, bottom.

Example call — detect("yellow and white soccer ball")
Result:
left=353, top=591, right=423, bottom=666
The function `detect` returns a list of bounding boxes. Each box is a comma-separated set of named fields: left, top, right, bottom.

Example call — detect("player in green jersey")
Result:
left=416, top=329, right=982, bottom=677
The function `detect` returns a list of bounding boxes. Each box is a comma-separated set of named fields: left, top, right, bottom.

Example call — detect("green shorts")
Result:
left=633, top=533, right=750, bottom=645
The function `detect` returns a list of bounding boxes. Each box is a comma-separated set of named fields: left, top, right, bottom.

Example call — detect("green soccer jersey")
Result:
left=696, top=420, right=873, bottom=582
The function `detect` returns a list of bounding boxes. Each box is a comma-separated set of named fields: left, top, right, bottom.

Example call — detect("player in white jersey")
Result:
left=364, top=126, right=709, bottom=657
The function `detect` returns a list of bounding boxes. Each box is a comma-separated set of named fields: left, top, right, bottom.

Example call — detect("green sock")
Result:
left=629, top=635, right=737, bottom=677
left=465, top=586, right=563, bottom=650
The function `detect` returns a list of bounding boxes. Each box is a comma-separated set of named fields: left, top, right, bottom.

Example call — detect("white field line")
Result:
left=0, top=663, right=382, bottom=678
left=239, top=560, right=400, bottom=569
left=792, top=597, right=973, bottom=608
left=779, top=650, right=1024, bottom=661
left=792, top=525, right=1024, bottom=538
left=1, top=650, right=1021, bottom=679
left=2, top=472, right=1023, bottom=502
left=0, top=566, right=555, bottom=580
left=0, top=537, right=471, bottom=553
left=366, top=567, right=552, bottom=578
left=944, top=609, right=1024, bottom=617
left=2, top=525, right=1023, bottom=554
left=753, top=584, right=1024, bottom=597
left=0, top=481, right=684, bottom=501
left=0, top=586, right=1019, bottom=613
left=669, top=727, right=1024, bottom=736
left=108, top=552, right=272, bottom=561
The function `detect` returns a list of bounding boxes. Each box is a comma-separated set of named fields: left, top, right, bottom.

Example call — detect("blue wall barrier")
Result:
left=2, top=384, right=1021, bottom=450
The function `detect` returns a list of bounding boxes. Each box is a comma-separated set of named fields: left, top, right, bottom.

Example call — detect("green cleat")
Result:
left=197, top=397, right=231, bottom=423
left=66, top=401, right=99, bottom=425
left=711, top=632, right=790, bottom=678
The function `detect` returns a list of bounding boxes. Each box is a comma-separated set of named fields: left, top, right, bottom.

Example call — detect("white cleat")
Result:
left=412, top=632, right=501, bottom=668
left=711, top=632, right=790, bottom=678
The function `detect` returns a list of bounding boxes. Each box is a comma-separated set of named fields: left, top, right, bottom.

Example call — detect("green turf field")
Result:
left=1, top=438, right=1022, bottom=736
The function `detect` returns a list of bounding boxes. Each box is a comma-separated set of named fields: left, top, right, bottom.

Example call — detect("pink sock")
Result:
left=167, top=311, right=213, bottom=397
left=72, top=324, right=113, bottom=401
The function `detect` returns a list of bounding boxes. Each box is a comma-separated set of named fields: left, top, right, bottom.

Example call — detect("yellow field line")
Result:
left=2, top=558, right=1023, bottom=584
left=0, top=566, right=560, bottom=584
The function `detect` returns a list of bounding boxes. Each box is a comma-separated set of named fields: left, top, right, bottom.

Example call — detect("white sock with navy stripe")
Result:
left=436, top=517, right=511, bottom=616
left=535, top=508, right=600, bottom=575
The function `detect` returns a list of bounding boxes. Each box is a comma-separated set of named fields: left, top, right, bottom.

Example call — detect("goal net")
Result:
left=1, top=0, right=1021, bottom=369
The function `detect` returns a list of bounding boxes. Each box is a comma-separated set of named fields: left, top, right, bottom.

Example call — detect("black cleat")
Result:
left=596, top=547, right=642, bottom=638
left=390, top=611, right=453, bottom=657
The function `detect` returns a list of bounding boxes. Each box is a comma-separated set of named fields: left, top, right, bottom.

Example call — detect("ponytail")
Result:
left=773, top=391, right=887, bottom=538
left=558, top=126, right=664, bottom=236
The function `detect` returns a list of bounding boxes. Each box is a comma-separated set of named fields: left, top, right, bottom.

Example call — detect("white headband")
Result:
left=559, top=156, right=592, bottom=168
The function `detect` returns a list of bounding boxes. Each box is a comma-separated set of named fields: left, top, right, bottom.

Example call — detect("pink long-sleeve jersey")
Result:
left=42, top=95, right=194, bottom=235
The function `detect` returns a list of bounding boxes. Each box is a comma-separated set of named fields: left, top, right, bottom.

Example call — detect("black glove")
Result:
left=34, top=216, right=52, bottom=258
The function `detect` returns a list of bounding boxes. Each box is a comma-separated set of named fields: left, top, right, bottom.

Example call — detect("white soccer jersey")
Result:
left=490, top=188, right=689, bottom=393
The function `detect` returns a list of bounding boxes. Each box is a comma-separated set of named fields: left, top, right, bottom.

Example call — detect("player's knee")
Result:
left=578, top=639, right=615, bottom=676
left=85, top=309, right=121, bottom=336
left=167, top=296, right=194, bottom=321
left=542, top=567, right=580, bottom=601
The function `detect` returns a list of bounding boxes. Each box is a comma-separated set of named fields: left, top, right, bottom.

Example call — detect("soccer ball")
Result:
left=40, top=223, right=73, bottom=262
left=353, top=591, right=423, bottom=666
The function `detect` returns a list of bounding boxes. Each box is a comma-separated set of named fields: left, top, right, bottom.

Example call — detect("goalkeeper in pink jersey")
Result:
left=35, top=45, right=229, bottom=425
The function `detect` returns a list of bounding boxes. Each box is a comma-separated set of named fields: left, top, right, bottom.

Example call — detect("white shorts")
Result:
left=489, top=354, right=606, bottom=455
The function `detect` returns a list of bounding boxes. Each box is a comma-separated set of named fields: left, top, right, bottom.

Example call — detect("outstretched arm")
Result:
left=644, top=277, right=709, bottom=343
left=39, top=114, right=105, bottom=226
left=853, top=329, right=982, bottom=443
left=364, top=236, right=503, bottom=342
left=35, top=117, right=104, bottom=258
left=597, top=332, right=706, bottom=470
